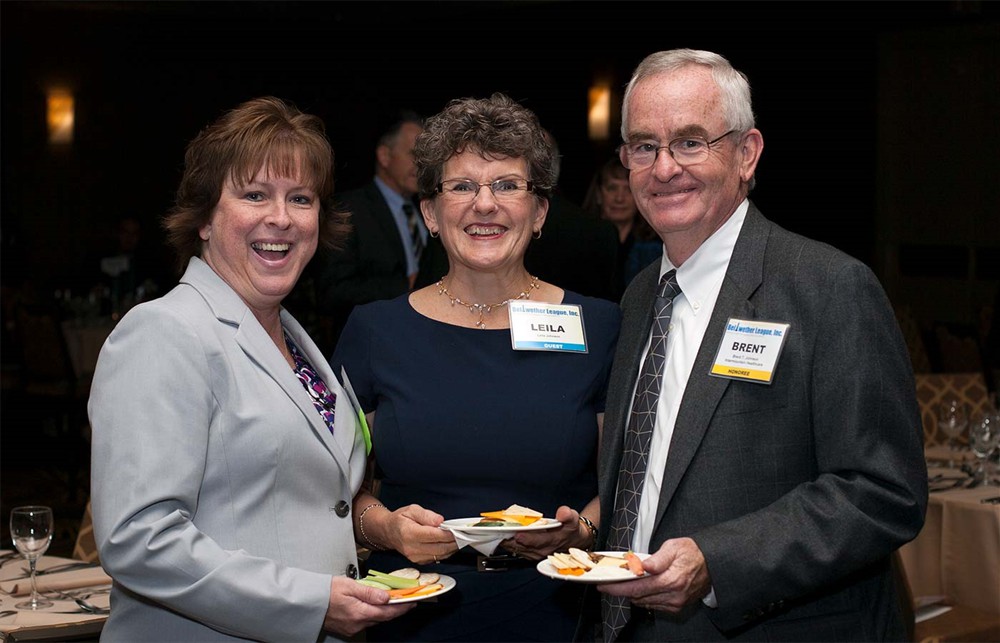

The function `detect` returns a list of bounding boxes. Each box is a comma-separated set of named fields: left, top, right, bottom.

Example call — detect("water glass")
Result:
left=9, top=506, right=54, bottom=609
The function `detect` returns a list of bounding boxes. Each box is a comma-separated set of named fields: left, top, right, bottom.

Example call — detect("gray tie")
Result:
left=402, top=203, right=423, bottom=262
left=602, top=270, right=681, bottom=643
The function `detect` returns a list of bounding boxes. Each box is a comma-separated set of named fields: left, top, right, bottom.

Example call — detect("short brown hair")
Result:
left=163, top=96, right=348, bottom=272
left=413, top=93, right=556, bottom=203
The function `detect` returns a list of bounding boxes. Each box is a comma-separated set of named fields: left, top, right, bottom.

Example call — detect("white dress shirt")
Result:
left=631, top=199, right=749, bottom=552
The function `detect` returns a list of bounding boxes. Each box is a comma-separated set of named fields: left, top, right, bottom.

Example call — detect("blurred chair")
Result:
left=13, top=302, right=92, bottom=501
left=914, top=372, right=990, bottom=447
left=934, top=325, right=983, bottom=374
left=72, top=499, right=100, bottom=564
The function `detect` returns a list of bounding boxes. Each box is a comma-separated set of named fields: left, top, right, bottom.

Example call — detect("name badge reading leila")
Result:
left=710, top=318, right=790, bottom=384
left=508, top=301, right=588, bottom=353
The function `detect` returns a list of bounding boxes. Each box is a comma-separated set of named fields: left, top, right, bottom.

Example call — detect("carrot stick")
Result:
left=388, top=584, right=427, bottom=598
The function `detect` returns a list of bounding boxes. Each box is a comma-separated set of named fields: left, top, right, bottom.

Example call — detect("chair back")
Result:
left=914, top=372, right=990, bottom=447
left=72, top=499, right=100, bottom=564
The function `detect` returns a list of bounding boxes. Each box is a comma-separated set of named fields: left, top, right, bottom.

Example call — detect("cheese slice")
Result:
left=479, top=504, right=544, bottom=526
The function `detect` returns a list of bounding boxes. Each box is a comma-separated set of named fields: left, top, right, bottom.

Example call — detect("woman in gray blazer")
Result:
left=88, top=97, right=413, bottom=642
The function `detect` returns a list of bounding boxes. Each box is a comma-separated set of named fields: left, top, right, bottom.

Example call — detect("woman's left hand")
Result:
left=502, top=505, right=592, bottom=561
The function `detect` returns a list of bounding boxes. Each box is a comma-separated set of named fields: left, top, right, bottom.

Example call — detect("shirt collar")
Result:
left=659, top=199, right=749, bottom=307
left=373, top=176, right=407, bottom=216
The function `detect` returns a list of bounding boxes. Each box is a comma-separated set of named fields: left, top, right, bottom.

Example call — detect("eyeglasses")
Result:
left=435, top=178, right=534, bottom=202
left=618, top=130, right=737, bottom=171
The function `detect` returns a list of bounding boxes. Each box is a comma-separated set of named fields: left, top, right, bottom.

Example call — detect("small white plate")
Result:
left=387, top=574, right=456, bottom=604
left=439, top=517, right=561, bottom=534
left=536, top=551, right=649, bottom=584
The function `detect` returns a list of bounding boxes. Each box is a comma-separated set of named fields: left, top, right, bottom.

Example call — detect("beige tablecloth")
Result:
left=0, top=552, right=110, bottom=639
left=899, top=470, right=1000, bottom=615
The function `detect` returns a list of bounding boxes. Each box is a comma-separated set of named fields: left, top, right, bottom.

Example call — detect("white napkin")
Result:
left=447, top=530, right=508, bottom=556
left=0, top=566, right=112, bottom=597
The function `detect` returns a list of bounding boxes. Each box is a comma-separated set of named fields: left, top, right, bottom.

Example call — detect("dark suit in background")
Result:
left=313, top=181, right=411, bottom=352
left=525, top=193, right=619, bottom=302
left=309, top=110, right=424, bottom=355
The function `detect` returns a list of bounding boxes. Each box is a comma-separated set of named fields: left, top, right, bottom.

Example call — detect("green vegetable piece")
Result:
left=357, top=578, right=393, bottom=590
left=365, top=569, right=419, bottom=588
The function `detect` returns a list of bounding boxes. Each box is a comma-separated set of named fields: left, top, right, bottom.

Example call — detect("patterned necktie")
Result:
left=402, top=202, right=423, bottom=262
left=602, top=269, right=681, bottom=643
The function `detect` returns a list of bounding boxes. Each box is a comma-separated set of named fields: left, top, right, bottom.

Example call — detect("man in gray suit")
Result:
left=593, top=49, right=927, bottom=641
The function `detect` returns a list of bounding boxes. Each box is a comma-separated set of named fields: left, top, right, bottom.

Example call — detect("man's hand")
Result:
left=597, top=537, right=711, bottom=613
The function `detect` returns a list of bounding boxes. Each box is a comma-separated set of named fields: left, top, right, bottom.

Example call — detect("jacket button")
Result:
left=335, top=501, right=350, bottom=517
left=346, top=564, right=358, bottom=579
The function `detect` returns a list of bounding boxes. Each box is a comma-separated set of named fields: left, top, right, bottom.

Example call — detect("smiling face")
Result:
left=199, top=164, right=319, bottom=315
left=624, top=66, right=761, bottom=264
left=421, top=150, right=547, bottom=276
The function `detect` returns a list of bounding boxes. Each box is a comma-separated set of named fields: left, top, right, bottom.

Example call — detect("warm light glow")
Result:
left=588, top=84, right=611, bottom=141
left=47, top=89, right=74, bottom=144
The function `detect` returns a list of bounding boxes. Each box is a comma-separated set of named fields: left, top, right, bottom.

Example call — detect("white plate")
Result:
left=536, top=551, right=649, bottom=584
left=387, top=574, right=456, bottom=604
left=439, top=517, right=561, bottom=534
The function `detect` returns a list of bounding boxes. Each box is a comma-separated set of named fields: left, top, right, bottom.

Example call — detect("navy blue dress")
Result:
left=331, top=291, right=621, bottom=642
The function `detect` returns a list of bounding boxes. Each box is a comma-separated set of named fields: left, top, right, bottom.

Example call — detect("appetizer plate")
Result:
left=536, top=551, right=650, bottom=584
left=388, top=574, right=456, bottom=604
left=439, top=517, right=561, bottom=534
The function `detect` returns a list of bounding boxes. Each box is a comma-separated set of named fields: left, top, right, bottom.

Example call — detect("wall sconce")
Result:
left=588, top=83, right=611, bottom=141
left=47, top=88, right=74, bottom=145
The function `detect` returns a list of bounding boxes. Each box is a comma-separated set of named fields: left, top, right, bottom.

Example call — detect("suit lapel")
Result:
left=182, top=258, right=350, bottom=474
left=651, top=205, right=770, bottom=534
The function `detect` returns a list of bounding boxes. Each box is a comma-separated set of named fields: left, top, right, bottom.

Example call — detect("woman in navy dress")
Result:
left=331, top=93, right=620, bottom=641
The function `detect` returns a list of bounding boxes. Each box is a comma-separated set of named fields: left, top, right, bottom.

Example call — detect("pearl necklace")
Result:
left=436, top=275, right=540, bottom=329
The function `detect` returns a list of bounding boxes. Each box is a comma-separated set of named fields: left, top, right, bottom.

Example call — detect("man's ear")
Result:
left=738, top=128, right=763, bottom=184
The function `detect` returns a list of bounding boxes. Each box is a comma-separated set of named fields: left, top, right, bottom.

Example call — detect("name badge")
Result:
left=508, top=301, right=588, bottom=353
left=710, top=318, right=790, bottom=384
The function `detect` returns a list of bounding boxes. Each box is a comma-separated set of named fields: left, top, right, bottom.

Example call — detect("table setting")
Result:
left=899, top=409, right=1000, bottom=621
left=1, top=506, right=111, bottom=642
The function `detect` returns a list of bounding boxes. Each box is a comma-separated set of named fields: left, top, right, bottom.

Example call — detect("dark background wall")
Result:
left=2, top=0, right=998, bottom=328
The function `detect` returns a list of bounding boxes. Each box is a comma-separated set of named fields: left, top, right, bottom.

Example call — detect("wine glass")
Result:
left=970, top=412, right=1000, bottom=485
left=9, top=506, right=54, bottom=609
left=937, top=399, right=969, bottom=468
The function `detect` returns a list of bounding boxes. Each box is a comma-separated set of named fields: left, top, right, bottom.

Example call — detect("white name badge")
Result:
left=508, top=301, right=588, bottom=353
left=710, top=318, right=790, bottom=384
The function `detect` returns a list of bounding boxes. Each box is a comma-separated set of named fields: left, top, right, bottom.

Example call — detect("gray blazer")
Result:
left=90, top=257, right=367, bottom=642
left=596, top=204, right=927, bottom=641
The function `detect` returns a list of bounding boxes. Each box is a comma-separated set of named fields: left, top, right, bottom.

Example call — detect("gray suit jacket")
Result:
left=90, top=257, right=367, bottom=642
left=596, top=203, right=927, bottom=641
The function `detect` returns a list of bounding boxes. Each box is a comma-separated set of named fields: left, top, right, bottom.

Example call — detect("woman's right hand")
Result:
left=323, top=576, right=414, bottom=638
left=381, top=504, right=458, bottom=565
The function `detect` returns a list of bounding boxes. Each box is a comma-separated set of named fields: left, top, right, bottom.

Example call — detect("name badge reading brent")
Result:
left=508, top=301, right=588, bottom=353
left=710, top=318, right=790, bottom=384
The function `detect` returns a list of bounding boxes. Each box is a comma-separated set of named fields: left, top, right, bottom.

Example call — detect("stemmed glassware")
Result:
left=938, top=399, right=969, bottom=468
left=9, top=506, right=54, bottom=609
left=970, top=412, right=1000, bottom=486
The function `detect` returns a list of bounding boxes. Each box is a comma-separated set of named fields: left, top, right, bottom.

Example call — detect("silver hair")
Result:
left=620, top=49, right=756, bottom=140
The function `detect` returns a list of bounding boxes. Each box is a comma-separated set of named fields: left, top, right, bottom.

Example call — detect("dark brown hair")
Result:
left=413, top=93, right=556, bottom=202
left=163, top=96, right=348, bottom=272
